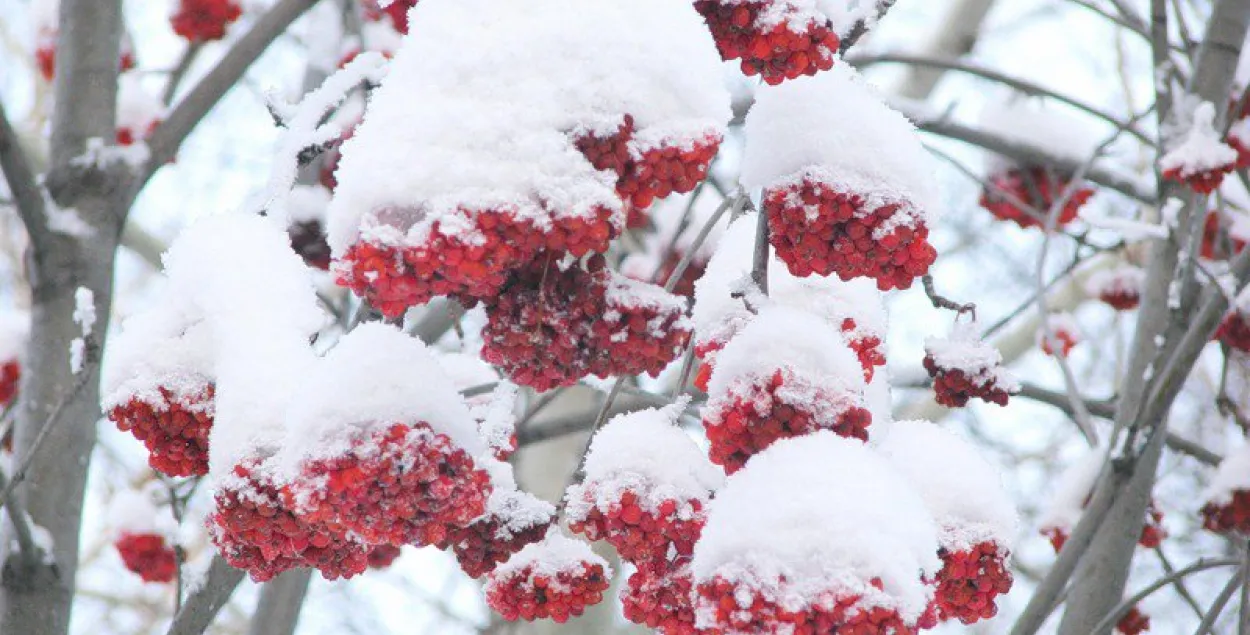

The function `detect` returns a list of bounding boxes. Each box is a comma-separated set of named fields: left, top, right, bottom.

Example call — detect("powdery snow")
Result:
left=1159, top=102, right=1239, bottom=177
left=565, top=400, right=724, bottom=520
left=741, top=65, right=939, bottom=226
left=116, top=73, right=166, bottom=141
left=492, top=529, right=611, bottom=590
left=691, top=431, right=940, bottom=623
left=877, top=420, right=1018, bottom=551
left=716, top=0, right=881, bottom=36
left=1038, top=447, right=1106, bottom=535
left=108, top=489, right=176, bottom=539
left=979, top=97, right=1099, bottom=172
left=470, top=382, right=518, bottom=458
left=1202, top=443, right=1250, bottom=507
left=477, top=459, right=556, bottom=538
left=325, top=0, right=730, bottom=254
left=287, top=184, right=331, bottom=225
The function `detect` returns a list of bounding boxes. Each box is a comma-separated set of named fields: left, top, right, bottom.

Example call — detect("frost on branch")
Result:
left=744, top=66, right=939, bottom=291
left=977, top=99, right=1097, bottom=229
left=567, top=401, right=724, bottom=569
left=692, top=213, right=887, bottom=390
left=1160, top=102, right=1238, bottom=194
left=437, top=460, right=554, bottom=578
left=273, top=323, right=490, bottom=548
left=1039, top=448, right=1165, bottom=552
left=923, top=320, right=1019, bottom=408
left=703, top=305, right=872, bottom=473
left=1085, top=264, right=1146, bottom=311
left=328, top=0, right=729, bottom=316
left=486, top=530, right=612, bottom=623
left=110, top=489, right=178, bottom=584
left=1200, top=443, right=1250, bottom=536
left=692, top=433, right=941, bottom=634
left=878, top=421, right=1018, bottom=625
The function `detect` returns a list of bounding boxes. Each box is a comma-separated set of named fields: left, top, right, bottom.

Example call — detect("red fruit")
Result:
left=589, top=274, right=692, bottom=380
left=694, top=1, right=840, bottom=84
left=110, top=382, right=215, bottom=478
left=1216, top=310, right=1250, bottom=352
left=115, top=532, right=177, bottom=583
left=37, top=36, right=136, bottom=83
left=1086, top=266, right=1146, bottom=311
left=1201, top=489, right=1250, bottom=536
left=438, top=514, right=552, bottom=579
left=933, top=541, right=1013, bottom=625
left=1116, top=606, right=1150, bottom=635
left=289, top=219, right=332, bottom=270
left=568, top=488, right=706, bottom=569
left=170, top=0, right=243, bottom=42
left=36, top=45, right=56, bottom=83
left=208, top=460, right=369, bottom=582
left=695, top=575, right=916, bottom=634
left=692, top=340, right=724, bottom=393
left=703, top=368, right=873, bottom=473
left=979, top=166, right=1094, bottom=229
left=842, top=318, right=886, bottom=382
left=1040, top=325, right=1079, bottom=357
left=284, top=422, right=491, bottom=547
left=486, top=558, right=610, bottom=623
left=622, top=557, right=698, bottom=635
left=575, top=116, right=721, bottom=212
left=923, top=353, right=1015, bottom=408
left=1163, top=164, right=1232, bottom=195
left=764, top=176, right=937, bottom=291
left=367, top=544, right=402, bottom=570
left=0, top=359, right=20, bottom=407
left=1046, top=501, right=1165, bottom=552
left=116, top=120, right=160, bottom=147
left=364, top=0, right=419, bottom=34
left=1201, top=212, right=1248, bottom=260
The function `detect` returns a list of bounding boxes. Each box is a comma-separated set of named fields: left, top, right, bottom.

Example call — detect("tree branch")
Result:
left=839, top=0, right=898, bottom=53
left=0, top=99, right=48, bottom=243
left=1089, top=558, right=1238, bottom=635
left=247, top=568, right=312, bottom=635
left=166, top=556, right=245, bottom=635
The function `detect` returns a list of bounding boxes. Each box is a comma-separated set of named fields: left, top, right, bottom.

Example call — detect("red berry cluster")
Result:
left=170, top=0, right=243, bottom=42
left=1202, top=212, right=1247, bottom=260
left=438, top=514, right=552, bottom=579
left=287, top=422, right=491, bottom=546
left=979, top=167, right=1093, bottom=230
left=1201, top=490, right=1250, bottom=535
left=1216, top=311, right=1250, bottom=353
left=842, top=318, right=886, bottom=382
left=1040, top=327, right=1078, bottom=357
left=110, top=383, right=215, bottom=478
left=1163, top=164, right=1233, bottom=195
left=923, top=355, right=1013, bottom=407
left=1116, top=606, right=1151, bottom=635
left=364, top=0, right=419, bottom=34
left=0, top=359, right=20, bottom=407
left=575, top=116, right=722, bottom=210
left=693, top=1, right=839, bottom=84
left=367, top=544, right=402, bottom=569
left=289, top=219, right=332, bottom=271
left=1100, top=287, right=1141, bottom=311
left=764, top=177, right=936, bottom=291
left=482, top=259, right=690, bottom=391
left=569, top=489, right=705, bottom=567
left=486, top=560, right=611, bottom=623
left=933, top=541, right=1012, bottom=625
left=622, top=558, right=698, bottom=635
left=208, top=461, right=369, bottom=582
left=704, top=369, right=873, bottom=473
left=695, top=576, right=915, bottom=635
left=115, top=532, right=177, bottom=583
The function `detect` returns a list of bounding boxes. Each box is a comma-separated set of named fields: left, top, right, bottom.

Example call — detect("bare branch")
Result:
left=165, top=556, right=246, bottom=635
left=921, top=274, right=976, bottom=316
left=247, top=568, right=312, bottom=635
left=0, top=99, right=48, bottom=242
left=1089, top=558, right=1239, bottom=635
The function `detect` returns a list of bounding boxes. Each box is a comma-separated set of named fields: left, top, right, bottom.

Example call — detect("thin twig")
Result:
left=750, top=206, right=770, bottom=297
left=0, top=465, right=40, bottom=563
left=922, top=274, right=975, bottom=316
left=838, top=0, right=898, bottom=52
left=556, top=379, right=627, bottom=519
left=1153, top=547, right=1210, bottom=622
left=0, top=97, right=49, bottom=243
left=0, top=365, right=95, bottom=511
left=1194, top=570, right=1243, bottom=635
left=1088, top=557, right=1238, bottom=635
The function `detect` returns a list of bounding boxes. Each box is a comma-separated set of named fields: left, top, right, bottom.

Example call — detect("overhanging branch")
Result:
left=0, top=99, right=49, bottom=243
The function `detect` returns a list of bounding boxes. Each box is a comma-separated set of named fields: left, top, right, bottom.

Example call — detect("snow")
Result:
left=274, top=323, right=485, bottom=480
left=722, top=0, right=881, bottom=36
left=877, top=420, right=1018, bottom=551
left=73, top=287, right=96, bottom=337
left=116, top=73, right=166, bottom=140
left=287, top=184, right=331, bottom=224
left=691, top=432, right=940, bottom=623
left=864, top=368, right=893, bottom=428
left=1159, top=102, right=1238, bottom=177
left=693, top=212, right=886, bottom=351
left=326, top=0, right=730, bottom=254
left=1039, top=312, right=1081, bottom=349
left=493, top=529, right=610, bottom=589
left=1202, top=443, right=1250, bottom=506
left=475, top=460, right=555, bottom=538
left=565, top=400, right=724, bottom=520
left=924, top=319, right=1020, bottom=393
left=1084, top=264, right=1146, bottom=299
left=979, top=97, right=1099, bottom=172
left=46, top=205, right=93, bottom=238
left=69, top=339, right=85, bottom=375
left=1038, top=447, right=1105, bottom=535
left=470, top=382, right=517, bottom=457
left=741, top=65, right=939, bottom=225
left=0, top=312, right=28, bottom=363
left=108, top=489, right=176, bottom=539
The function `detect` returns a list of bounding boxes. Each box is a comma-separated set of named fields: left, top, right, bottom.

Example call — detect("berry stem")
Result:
left=750, top=201, right=769, bottom=297
left=922, top=274, right=976, bottom=318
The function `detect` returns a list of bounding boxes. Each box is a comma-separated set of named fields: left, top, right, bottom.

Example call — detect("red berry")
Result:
left=694, top=1, right=840, bottom=84
left=622, top=557, right=698, bottom=634
left=170, top=0, right=243, bottom=42
left=568, top=488, right=706, bottom=569
left=922, top=333, right=1017, bottom=408
left=979, top=166, right=1093, bottom=229
left=576, top=116, right=722, bottom=211
left=485, top=536, right=611, bottom=623
left=1086, top=265, right=1146, bottom=311
left=1116, top=606, right=1151, bottom=635
left=1201, top=211, right=1248, bottom=260
left=1216, top=310, right=1250, bottom=352
left=115, top=532, right=177, bottom=583
left=1162, top=164, right=1232, bottom=194
left=932, top=541, right=1013, bottom=625
left=1202, top=489, right=1250, bottom=536
left=694, top=575, right=916, bottom=634
left=367, top=544, right=402, bottom=570
left=110, top=382, right=215, bottom=478
left=0, top=359, right=20, bottom=407
left=439, top=513, right=552, bottom=579
left=364, top=0, right=419, bottom=34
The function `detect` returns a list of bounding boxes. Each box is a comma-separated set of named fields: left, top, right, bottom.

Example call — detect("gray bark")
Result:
left=247, top=569, right=312, bottom=635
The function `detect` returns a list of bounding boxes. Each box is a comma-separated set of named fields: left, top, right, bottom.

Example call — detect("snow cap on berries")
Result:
left=742, top=65, right=939, bottom=223
left=978, top=97, right=1099, bottom=173
left=288, top=185, right=331, bottom=226
left=492, top=528, right=611, bottom=589
left=116, top=73, right=166, bottom=144
left=1038, top=447, right=1105, bottom=536
left=692, top=431, right=941, bottom=622
left=479, top=459, right=556, bottom=537
left=108, top=488, right=176, bottom=540
left=1200, top=443, right=1250, bottom=508
left=275, top=323, right=485, bottom=477
left=878, top=421, right=1018, bottom=551
left=566, top=401, right=723, bottom=520
left=924, top=319, right=1020, bottom=392
left=1159, top=102, right=1238, bottom=181
left=1085, top=264, right=1146, bottom=302
left=326, top=0, right=730, bottom=254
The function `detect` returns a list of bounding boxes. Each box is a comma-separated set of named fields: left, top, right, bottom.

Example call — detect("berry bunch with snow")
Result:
left=1040, top=312, right=1081, bottom=357
left=110, top=489, right=178, bottom=584
left=622, top=556, right=699, bottom=635
left=1040, top=448, right=1167, bottom=552
left=923, top=319, right=1019, bottom=408
left=692, top=433, right=941, bottom=634
left=744, top=66, right=939, bottom=291
left=486, top=530, right=612, bottom=623
left=694, top=0, right=861, bottom=84
left=702, top=306, right=873, bottom=472
left=327, top=0, right=729, bottom=317
left=1200, top=210, right=1250, bottom=260
left=879, top=421, right=1018, bottom=625
left=1085, top=265, right=1147, bottom=311
left=438, top=461, right=554, bottom=578
left=566, top=401, right=723, bottom=568
left=979, top=166, right=1094, bottom=229
left=1200, top=443, right=1250, bottom=536
left=170, top=0, right=243, bottom=42
left=364, top=0, right=419, bottom=34
left=1160, top=102, right=1239, bottom=194
left=274, top=324, right=492, bottom=548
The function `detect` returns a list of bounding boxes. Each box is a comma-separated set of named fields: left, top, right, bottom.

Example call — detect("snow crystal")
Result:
left=691, top=431, right=940, bottom=622
left=1038, top=447, right=1106, bottom=535
left=742, top=65, right=940, bottom=223
left=69, top=339, right=84, bottom=375
left=1159, top=102, right=1238, bottom=177
left=274, top=322, right=485, bottom=480
left=470, top=382, right=518, bottom=457
left=565, top=400, right=724, bottom=519
left=493, top=529, right=610, bottom=586
left=924, top=320, right=1020, bottom=393
left=326, top=0, right=730, bottom=253
left=877, top=420, right=1018, bottom=551
left=1202, top=443, right=1250, bottom=506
